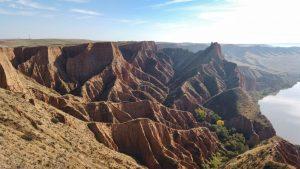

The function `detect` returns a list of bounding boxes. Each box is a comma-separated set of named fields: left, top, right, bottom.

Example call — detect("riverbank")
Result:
left=259, top=82, right=300, bottom=145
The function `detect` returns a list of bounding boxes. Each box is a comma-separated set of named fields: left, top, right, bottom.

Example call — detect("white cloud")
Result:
left=154, top=0, right=300, bottom=43
left=0, top=7, right=36, bottom=16
left=70, top=8, right=101, bottom=16
left=15, top=0, right=56, bottom=11
left=0, top=0, right=10, bottom=2
left=62, top=0, right=90, bottom=3
left=114, top=19, right=147, bottom=25
left=152, top=0, right=194, bottom=8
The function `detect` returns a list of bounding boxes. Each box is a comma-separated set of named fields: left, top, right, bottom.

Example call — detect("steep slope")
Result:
left=0, top=88, right=144, bottom=169
left=204, top=88, right=275, bottom=147
left=163, top=43, right=243, bottom=112
left=225, top=137, right=300, bottom=169
left=89, top=118, right=219, bottom=169
left=119, top=41, right=174, bottom=84
left=158, top=42, right=300, bottom=95
left=0, top=48, right=25, bottom=92
left=5, top=42, right=168, bottom=103
left=158, top=42, right=300, bottom=76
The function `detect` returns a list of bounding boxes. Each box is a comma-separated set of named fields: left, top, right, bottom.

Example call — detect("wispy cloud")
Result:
left=62, top=0, right=90, bottom=3
left=113, top=19, right=147, bottom=25
left=0, top=0, right=11, bottom=3
left=0, top=7, right=37, bottom=16
left=70, top=8, right=101, bottom=16
left=152, top=0, right=194, bottom=8
left=15, top=0, right=56, bottom=11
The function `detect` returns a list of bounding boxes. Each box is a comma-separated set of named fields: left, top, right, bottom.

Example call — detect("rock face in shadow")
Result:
left=8, top=42, right=170, bottom=103
left=204, top=88, right=275, bottom=146
left=163, top=43, right=243, bottom=112
left=7, top=41, right=244, bottom=107
left=88, top=118, right=219, bottom=169
left=119, top=41, right=174, bottom=84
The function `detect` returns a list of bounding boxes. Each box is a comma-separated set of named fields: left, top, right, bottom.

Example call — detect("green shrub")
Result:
left=51, top=117, right=60, bottom=124
left=195, top=108, right=207, bottom=122
left=21, top=132, right=36, bottom=141
left=210, top=124, right=248, bottom=157
left=225, top=133, right=248, bottom=154
left=210, top=111, right=221, bottom=124
left=263, top=161, right=289, bottom=169
left=211, top=124, right=230, bottom=142
left=209, top=155, right=222, bottom=168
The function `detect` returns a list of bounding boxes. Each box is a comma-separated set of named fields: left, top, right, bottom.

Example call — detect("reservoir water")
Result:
left=259, top=82, right=300, bottom=145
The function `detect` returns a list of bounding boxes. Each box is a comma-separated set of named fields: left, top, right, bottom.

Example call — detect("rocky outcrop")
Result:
left=80, top=42, right=169, bottom=102
left=3, top=41, right=244, bottom=108
left=0, top=48, right=25, bottom=92
left=89, top=118, right=219, bottom=169
left=163, top=43, right=243, bottom=112
left=6, top=42, right=170, bottom=103
left=119, top=41, right=174, bottom=84
left=9, top=46, right=75, bottom=94
left=225, top=137, right=300, bottom=169
left=204, top=88, right=275, bottom=146
left=274, top=138, right=300, bottom=168
left=31, top=88, right=198, bottom=130
left=108, top=100, right=198, bottom=129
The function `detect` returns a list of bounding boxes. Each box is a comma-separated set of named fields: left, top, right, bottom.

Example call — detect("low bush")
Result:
left=210, top=124, right=248, bottom=157
left=195, top=108, right=207, bottom=122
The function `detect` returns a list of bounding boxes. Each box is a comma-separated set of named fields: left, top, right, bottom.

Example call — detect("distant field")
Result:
left=0, top=39, right=93, bottom=47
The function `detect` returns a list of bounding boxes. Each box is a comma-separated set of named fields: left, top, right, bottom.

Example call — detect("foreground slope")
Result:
left=225, top=137, right=300, bottom=169
left=0, top=89, right=143, bottom=169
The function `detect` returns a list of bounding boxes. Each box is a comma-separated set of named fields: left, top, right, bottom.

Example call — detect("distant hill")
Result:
left=0, top=39, right=93, bottom=47
left=158, top=42, right=300, bottom=75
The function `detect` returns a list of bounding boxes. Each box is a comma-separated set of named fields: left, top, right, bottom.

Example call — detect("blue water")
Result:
left=259, top=82, right=300, bottom=145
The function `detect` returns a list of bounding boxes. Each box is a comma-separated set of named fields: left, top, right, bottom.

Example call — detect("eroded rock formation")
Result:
left=225, top=137, right=300, bottom=169
left=88, top=118, right=219, bottom=169
left=1, top=40, right=297, bottom=169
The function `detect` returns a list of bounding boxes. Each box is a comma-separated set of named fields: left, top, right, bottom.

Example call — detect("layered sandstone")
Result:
left=88, top=118, right=219, bottom=169
left=163, top=43, right=243, bottom=112
left=0, top=48, right=25, bottom=92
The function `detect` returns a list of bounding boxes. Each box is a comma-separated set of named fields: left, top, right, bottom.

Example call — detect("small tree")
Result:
left=195, top=108, right=207, bottom=122
left=216, top=120, right=225, bottom=126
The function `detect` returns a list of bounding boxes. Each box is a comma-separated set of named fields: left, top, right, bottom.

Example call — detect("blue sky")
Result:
left=0, top=0, right=300, bottom=43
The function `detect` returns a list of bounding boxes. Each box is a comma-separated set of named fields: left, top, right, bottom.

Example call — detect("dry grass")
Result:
left=0, top=88, right=144, bottom=169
